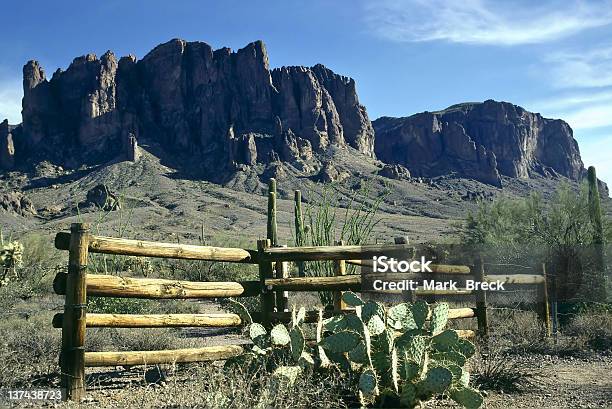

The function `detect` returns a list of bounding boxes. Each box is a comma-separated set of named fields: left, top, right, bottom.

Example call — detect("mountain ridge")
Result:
left=0, top=38, right=592, bottom=190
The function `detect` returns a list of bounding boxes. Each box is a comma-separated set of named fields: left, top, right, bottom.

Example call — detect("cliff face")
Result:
left=3, top=40, right=590, bottom=189
left=11, top=39, right=374, bottom=175
left=373, top=100, right=585, bottom=186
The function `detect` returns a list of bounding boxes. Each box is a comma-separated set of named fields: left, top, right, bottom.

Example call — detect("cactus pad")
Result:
left=411, top=301, right=429, bottom=329
left=342, top=291, right=364, bottom=306
left=296, top=307, right=306, bottom=326
left=454, top=338, right=476, bottom=358
left=299, top=350, right=315, bottom=367
left=221, top=298, right=253, bottom=325
left=431, top=351, right=466, bottom=366
left=324, top=315, right=348, bottom=332
left=403, top=358, right=420, bottom=381
left=271, top=324, right=291, bottom=346
left=460, top=370, right=470, bottom=387
left=359, top=368, right=378, bottom=395
left=407, top=336, right=426, bottom=365
left=367, top=314, right=386, bottom=336
left=289, top=326, right=305, bottom=361
left=388, top=303, right=415, bottom=329
left=362, top=300, right=385, bottom=323
left=349, top=343, right=369, bottom=364
left=431, top=303, right=449, bottom=334
left=450, top=387, right=483, bottom=409
left=421, top=367, right=452, bottom=393
left=249, top=323, right=266, bottom=339
left=249, top=323, right=268, bottom=349
left=391, top=347, right=400, bottom=392
left=432, top=329, right=459, bottom=352
left=320, top=331, right=360, bottom=353
left=400, top=382, right=417, bottom=407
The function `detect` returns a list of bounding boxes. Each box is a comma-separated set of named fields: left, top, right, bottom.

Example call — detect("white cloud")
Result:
left=365, top=0, right=612, bottom=46
left=531, top=89, right=612, bottom=112
left=0, top=79, right=22, bottom=124
left=545, top=45, right=612, bottom=89
left=530, top=89, right=612, bottom=130
left=561, top=103, right=612, bottom=130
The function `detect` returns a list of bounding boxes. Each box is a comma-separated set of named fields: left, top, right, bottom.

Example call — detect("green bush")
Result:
left=457, top=182, right=611, bottom=304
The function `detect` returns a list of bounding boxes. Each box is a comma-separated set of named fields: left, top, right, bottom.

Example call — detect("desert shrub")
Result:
left=457, top=182, right=611, bottom=310
left=563, top=310, right=612, bottom=351
left=487, top=309, right=546, bottom=350
left=111, top=328, right=178, bottom=352
left=0, top=315, right=60, bottom=388
left=471, top=346, right=539, bottom=393
left=87, top=361, right=347, bottom=408
left=88, top=297, right=201, bottom=315
left=88, top=296, right=155, bottom=314
left=84, top=327, right=179, bottom=352
left=0, top=232, right=63, bottom=309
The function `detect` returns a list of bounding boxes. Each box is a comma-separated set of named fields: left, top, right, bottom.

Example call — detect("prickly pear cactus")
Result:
left=243, top=299, right=482, bottom=409
left=320, top=300, right=483, bottom=408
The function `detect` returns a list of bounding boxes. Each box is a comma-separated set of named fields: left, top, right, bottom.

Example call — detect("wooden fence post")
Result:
left=294, top=190, right=305, bottom=278
left=275, top=245, right=289, bottom=312
left=550, top=271, right=559, bottom=343
left=333, top=240, right=347, bottom=311
left=61, top=223, right=90, bottom=401
left=395, top=237, right=416, bottom=303
left=267, top=179, right=278, bottom=247
left=257, top=239, right=275, bottom=327
left=540, top=263, right=552, bottom=337
left=474, top=255, right=489, bottom=338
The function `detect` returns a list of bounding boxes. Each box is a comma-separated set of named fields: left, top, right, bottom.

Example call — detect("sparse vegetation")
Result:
left=458, top=182, right=611, bottom=314
left=472, top=346, right=539, bottom=393
left=296, top=184, right=385, bottom=305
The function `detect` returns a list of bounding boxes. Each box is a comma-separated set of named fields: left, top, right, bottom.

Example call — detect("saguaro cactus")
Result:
left=588, top=166, right=604, bottom=245
left=587, top=166, right=606, bottom=301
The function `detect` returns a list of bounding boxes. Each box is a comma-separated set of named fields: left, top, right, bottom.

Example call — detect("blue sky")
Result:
left=0, top=0, right=611, bottom=183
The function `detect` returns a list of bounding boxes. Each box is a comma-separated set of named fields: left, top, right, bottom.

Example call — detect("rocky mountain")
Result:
left=6, top=39, right=374, bottom=179
left=0, top=39, right=593, bottom=191
left=373, top=101, right=585, bottom=187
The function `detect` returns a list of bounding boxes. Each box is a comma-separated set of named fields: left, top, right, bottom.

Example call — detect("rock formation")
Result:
left=11, top=39, right=374, bottom=178
left=1, top=39, right=592, bottom=189
left=378, top=164, right=411, bottom=180
left=83, top=184, right=121, bottom=210
left=0, top=120, right=15, bottom=170
left=374, top=101, right=585, bottom=186
left=0, top=191, right=37, bottom=216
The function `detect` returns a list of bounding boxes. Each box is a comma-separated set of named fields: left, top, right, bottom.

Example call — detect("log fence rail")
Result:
left=53, top=180, right=551, bottom=400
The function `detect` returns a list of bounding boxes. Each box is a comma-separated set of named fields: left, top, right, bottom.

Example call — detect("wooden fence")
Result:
left=52, top=179, right=551, bottom=400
